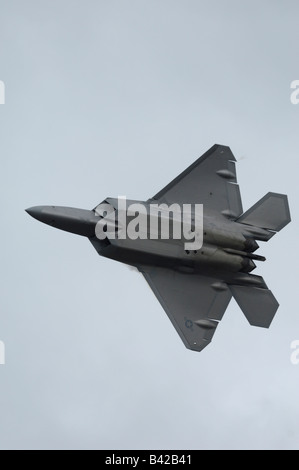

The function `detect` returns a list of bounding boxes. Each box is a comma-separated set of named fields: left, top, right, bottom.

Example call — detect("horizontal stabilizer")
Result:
left=229, top=285, right=279, bottom=328
left=237, top=192, right=291, bottom=231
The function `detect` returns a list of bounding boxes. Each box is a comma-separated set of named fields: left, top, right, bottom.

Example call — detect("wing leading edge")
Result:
left=152, top=144, right=243, bottom=218
left=139, top=266, right=232, bottom=352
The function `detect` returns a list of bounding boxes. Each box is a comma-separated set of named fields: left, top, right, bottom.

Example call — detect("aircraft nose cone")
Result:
left=26, top=205, right=99, bottom=237
left=26, top=206, right=48, bottom=222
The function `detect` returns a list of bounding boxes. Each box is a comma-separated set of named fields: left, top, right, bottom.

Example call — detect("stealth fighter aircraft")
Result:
left=26, top=145, right=291, bottom=352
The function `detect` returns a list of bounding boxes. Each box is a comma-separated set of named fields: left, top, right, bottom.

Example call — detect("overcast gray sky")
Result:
left=0, top=0, right=298, bottom=450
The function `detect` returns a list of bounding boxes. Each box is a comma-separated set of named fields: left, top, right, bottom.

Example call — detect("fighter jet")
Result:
left=26, top=145, right=291, bottom=352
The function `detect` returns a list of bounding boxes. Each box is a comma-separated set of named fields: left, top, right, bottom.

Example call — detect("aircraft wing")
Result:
left=153, top=144, right=243, bottom=218
left=139, top=266, right=232, bottom=352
